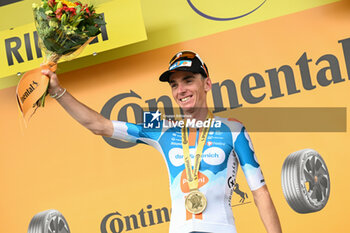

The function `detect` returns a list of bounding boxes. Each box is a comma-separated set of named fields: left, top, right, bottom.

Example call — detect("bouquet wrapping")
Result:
left=16, top=0, right=105, bottom=121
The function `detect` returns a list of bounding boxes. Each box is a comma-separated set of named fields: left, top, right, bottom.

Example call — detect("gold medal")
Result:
left=185, top=190, right=207, bottom=214
left=182, top=112, right=213, bottom=215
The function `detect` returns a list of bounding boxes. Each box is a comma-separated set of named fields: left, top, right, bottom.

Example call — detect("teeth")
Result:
left=180, top=97, right=190, bottom=102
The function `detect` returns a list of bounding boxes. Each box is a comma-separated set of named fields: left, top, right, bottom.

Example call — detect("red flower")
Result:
left=55, top=8, right=62, bottom=14
left=55, top=8, right=63, bottom=19
left=56, top=13, right=62, bottom=20
left=48, top=0, right=56, bottom=8
left=68, top=7, right=76, bottom=16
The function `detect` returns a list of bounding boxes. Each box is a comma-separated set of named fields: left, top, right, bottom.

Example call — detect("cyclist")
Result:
left=43, top=51, right=282, bottom=233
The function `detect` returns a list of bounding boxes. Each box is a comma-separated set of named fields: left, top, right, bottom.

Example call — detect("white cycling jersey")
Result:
left=110, top=115, right=265, bottom=233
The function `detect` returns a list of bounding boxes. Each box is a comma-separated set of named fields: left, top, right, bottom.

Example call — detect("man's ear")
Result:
left=204, top=76, right=212, bottom=92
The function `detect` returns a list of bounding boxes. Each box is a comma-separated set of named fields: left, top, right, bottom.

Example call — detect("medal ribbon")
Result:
left=181, top=112, right=212, bottom=191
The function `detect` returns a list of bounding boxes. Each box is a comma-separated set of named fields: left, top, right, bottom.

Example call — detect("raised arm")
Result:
left=252, top=185, right=282, bottom=233
left=42, top=69, right=113, bottom=137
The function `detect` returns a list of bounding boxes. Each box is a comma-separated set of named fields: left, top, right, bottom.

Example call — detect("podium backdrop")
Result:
left=0, top=0, right=349, bottom=232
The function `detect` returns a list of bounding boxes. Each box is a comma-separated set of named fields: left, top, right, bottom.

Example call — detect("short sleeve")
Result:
left=232, top=123, right=266, bottom=191
left=110, top=121, right=162, bottom=145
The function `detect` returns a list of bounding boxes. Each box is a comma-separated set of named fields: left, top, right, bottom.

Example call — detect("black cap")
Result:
left=159, top=51, right=209, bottom=82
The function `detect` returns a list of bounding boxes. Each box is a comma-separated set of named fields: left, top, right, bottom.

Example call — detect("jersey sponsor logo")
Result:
left=212, top=141, right=225, bottom=146
left=227, top=159, right=237, bottom=189
left=180, top=170, right=209, bottom=193
left=227, top=176, right=235, bottom=189
left=207, top=136, right=224, bottom=140
left=202, top=147, right=226, bottom=165
left=207, top=141, right=212, bottom=146
left=170, top=137, right=181, bottom=142
left=169, top=147, right=226, bottom=167
left=233, top=183, right=249, bottom=204
left=168, top=147, right=187, bottom=167
left=170, top=142, right=182, bottom=146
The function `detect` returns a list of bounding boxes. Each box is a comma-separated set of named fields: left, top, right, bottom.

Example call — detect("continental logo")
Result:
left=4, top=14, right=108, bottom=66
left=20, top=80, right=39, bottom=103
left=101, top=204, right=170, bottom=233
left=187, top=0, right=267, bottom=21
left=101, top=37, right=350, bottom=148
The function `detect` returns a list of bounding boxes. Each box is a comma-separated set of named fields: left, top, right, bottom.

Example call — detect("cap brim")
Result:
left=159, top=70, right=173, bottom=82
left=159, top=67, right=197, bottom=82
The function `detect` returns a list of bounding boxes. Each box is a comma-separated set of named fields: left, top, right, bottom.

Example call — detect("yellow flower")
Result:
left=61, top=0, right=76, bottom=8
left=45, top=10, right=53, bottom=15
left=56, top=1, right=63, bottom=9
left=49, top=20, right=59, bottom=28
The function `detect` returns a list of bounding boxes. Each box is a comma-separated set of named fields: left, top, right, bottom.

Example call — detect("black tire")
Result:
left=28, top=209, right=70, bottom=233
left=281, top=149, right=330, bottom=213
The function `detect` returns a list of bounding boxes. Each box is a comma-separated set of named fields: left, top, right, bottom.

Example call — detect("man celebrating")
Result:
left=43, top=51, right=282, bottom=233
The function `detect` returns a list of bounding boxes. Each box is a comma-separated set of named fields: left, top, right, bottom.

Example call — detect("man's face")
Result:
left=168, top=71, right=212, bottom=113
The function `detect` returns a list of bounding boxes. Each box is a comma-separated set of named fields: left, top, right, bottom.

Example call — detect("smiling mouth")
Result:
left=180, top=95, right=193, bottom=103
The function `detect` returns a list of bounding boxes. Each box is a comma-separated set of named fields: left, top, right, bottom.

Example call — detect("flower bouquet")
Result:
left=16, top=0, right=105, bottom=121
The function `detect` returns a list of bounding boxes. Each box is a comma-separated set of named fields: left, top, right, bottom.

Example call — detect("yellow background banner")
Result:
left=1, top=0, right=350, bottom=233
left=0, top=0, right=339, bottom=89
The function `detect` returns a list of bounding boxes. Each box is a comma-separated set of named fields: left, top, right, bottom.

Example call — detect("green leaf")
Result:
left=73, top=18, right=84, bottom=27
left=38, top=9, right=47, bottom=20
left=39, top=7, right=45, bottom=13
left=43, top=38, right=61, bottom=53
left=76, top=5, right=81, bottom=14
left=61, top=14, right=67, bottom=25
left=93, top=18, right=105, bottom=26
left=86, top=25, right=99, bottom=36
